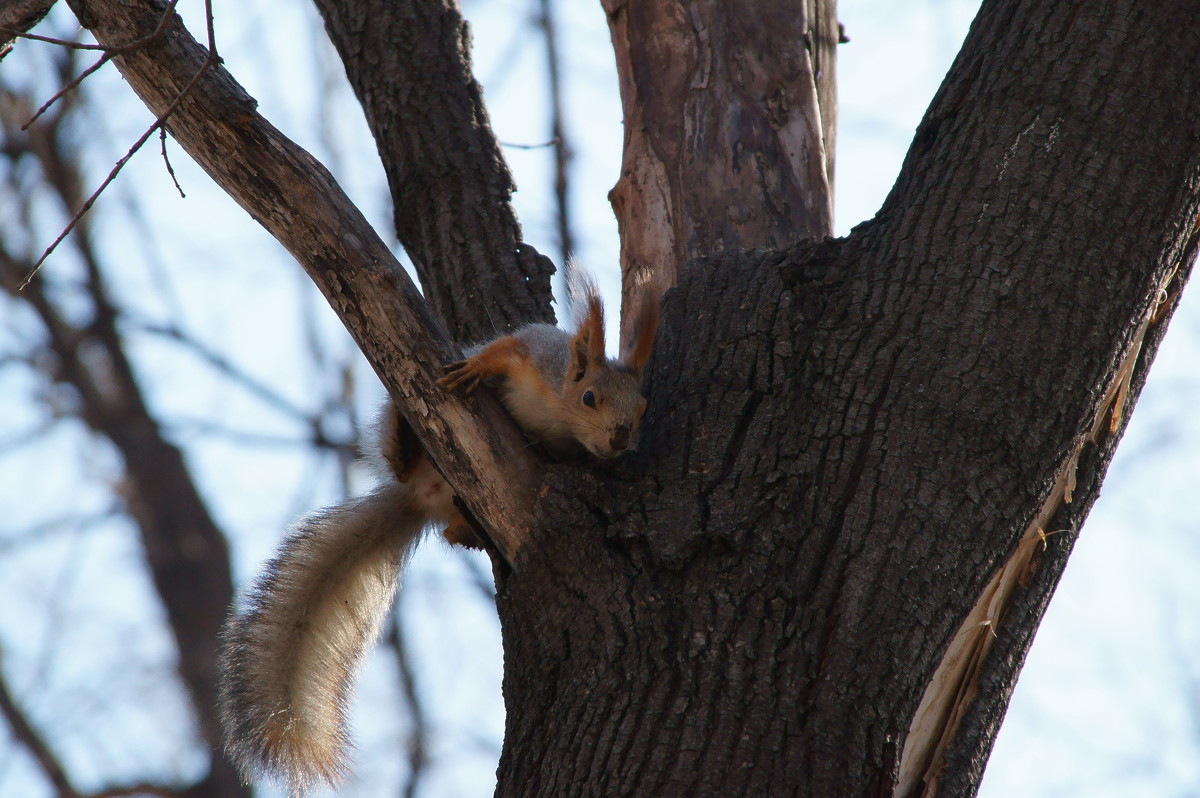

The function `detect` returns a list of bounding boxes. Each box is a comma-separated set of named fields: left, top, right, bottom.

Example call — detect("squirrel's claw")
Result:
left=439, top=361, right=481, bottom=395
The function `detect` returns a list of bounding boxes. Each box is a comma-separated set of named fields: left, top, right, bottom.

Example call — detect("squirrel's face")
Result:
left=563, top=367, right=647, bottom=459
left=559, top=289, right=656, bottom=459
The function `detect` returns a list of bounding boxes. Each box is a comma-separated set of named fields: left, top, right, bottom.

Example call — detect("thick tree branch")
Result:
left=602, top=0, right=838, bottom=340
left=311, top=0, right=554, bottom=341
left=493, top=2, right=1200, bottom=795
left=64, top=0, right=542, bottom=560
left=838, top=0, right=1200, bottom=791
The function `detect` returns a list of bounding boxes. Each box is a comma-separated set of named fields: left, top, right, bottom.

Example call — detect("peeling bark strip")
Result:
left=897, top=266, right=1186, bottom=798
left=66, top=0, right=542, bottom=561
left=602, top=0, right=838, bottom=343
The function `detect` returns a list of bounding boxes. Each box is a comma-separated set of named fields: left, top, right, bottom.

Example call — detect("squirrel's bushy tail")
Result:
left=218, top=483, right=425, bottom=793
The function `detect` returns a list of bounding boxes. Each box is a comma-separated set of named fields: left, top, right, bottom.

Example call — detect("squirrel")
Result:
left=216, top=279, right=657, bottom=794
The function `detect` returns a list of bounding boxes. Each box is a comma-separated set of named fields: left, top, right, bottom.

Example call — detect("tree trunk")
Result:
left=494, top=1, right=1200, bottom=795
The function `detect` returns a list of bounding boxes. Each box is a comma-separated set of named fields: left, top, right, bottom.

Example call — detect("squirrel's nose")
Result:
left=610, top=424, right=631, bottom=451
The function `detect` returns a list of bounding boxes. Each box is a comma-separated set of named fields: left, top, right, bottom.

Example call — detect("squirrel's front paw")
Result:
left=439, top=361, right=482, bottom=394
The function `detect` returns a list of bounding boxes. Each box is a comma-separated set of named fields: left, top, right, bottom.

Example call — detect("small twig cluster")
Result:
left=7, top=0, right=216, bottom=290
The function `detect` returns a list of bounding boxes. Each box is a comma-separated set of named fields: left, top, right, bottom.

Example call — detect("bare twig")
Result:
left=14, top=0, right=194, bottom=284
left=0, top=506, right=120, bottom=553
left=157, top=126, right=184, bottom=196
left=2, top=0, right=179, bottom=55
left=0, top=654, right=78, bottom=797
left=19, top=49, right=215, bottom=289
left=0, top=664, right=183, bottom=796
left=0, top=26, right=107, bottom=50
left=0, top=0, right=56, bottom=60
left=132, top=321, right=313, bottom=420
left=23, top=51, right=113, bottom=130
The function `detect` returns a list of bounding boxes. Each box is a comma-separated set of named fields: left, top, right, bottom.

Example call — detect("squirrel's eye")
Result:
left=582, top=390, right=596, bottom=408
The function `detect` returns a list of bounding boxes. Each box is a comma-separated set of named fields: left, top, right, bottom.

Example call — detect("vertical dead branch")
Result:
left=602, top=0, right=838, bottom=340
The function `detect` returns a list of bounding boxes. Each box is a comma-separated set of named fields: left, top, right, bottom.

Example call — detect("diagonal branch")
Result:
left=312, top=0, right=554, bottom=342
left=0, top=656, right=78, bottom=797
left=65, top=0, right=542, bottom=561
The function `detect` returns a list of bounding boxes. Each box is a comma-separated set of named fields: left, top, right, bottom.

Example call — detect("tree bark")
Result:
left=495, top=1, right=1200, bottom=796
left=311, top=0, right=554, bottom=340
left=602, top=0, right=839, bottom=343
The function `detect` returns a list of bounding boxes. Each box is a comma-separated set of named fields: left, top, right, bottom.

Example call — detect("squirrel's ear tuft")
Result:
left=582, top=293, right=606, bottom=363
left=621, top=289, right=659, bottom=379
left=569, top=328, right=591, bottom=382
left=569, top=292, right=606, bottom=381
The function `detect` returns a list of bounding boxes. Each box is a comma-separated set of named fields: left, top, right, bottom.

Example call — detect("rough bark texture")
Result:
left=64, top=0, right=543, bottom=560
left=602, top=0, right=838, bottom=343
left=494, top=1, right=1200, bottom=796
left=311, top=0, right=554, bottom=341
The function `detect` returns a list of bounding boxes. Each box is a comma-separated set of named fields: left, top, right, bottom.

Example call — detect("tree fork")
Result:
left=66, top=0, right=543, bottom=560
left=311, top=0, right=555, bottom=341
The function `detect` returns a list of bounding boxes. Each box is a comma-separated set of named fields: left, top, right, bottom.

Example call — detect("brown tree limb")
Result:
left=602, top=0, right=839, bottom=341
left=65, top=0, right=542, bottom=561
left=311, top=0, right=555, bottom=341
